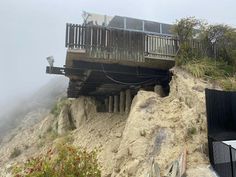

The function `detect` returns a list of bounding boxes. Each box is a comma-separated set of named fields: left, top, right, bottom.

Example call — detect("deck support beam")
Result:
left=125, top=89, right=131, bottom=113
left=119, top=91, right=125, bottom=113
left=109, top=96, right=113, bottom=113
left=105, top=98, right=109, bottom=112
left=114, top=95, right=119, bottom=113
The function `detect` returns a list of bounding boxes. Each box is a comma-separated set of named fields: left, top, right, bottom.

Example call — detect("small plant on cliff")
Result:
left=12, top=144, right=101, bottom=177
left=187, top=126, right=197, bottom=139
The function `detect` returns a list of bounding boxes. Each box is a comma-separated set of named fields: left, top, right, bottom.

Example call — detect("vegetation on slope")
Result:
left=12, top=143, right=101, bottom=177
left=173, top=17, right=236, bottom=90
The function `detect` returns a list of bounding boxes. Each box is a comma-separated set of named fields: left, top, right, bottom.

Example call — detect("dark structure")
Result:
left=206, top=89, right=236, bottom=177
left=46, top=13, right=179, bottom=112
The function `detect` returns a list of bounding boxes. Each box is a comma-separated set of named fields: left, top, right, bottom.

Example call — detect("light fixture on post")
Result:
left=46, top=56, right=54, bottom=73
left=46, top=56, right=54, bottom=67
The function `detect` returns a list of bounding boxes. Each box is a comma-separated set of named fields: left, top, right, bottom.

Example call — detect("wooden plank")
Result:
left=125, top=89, right=131, bottom=113
left=114, top=95, right=119, bottom=113
left=119, top=91, right=125, bottom=113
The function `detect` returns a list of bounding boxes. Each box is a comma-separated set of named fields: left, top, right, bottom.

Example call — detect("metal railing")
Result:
left=65, top=23, right=179, bottom=62
left=209, top=136, right=236, bottom=177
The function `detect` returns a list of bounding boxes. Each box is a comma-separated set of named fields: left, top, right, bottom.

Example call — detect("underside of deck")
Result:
left=47, top=60, right=172, bottom=99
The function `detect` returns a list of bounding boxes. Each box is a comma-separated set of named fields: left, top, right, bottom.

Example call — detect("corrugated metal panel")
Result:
left=205, top=89, right=236, bottom=140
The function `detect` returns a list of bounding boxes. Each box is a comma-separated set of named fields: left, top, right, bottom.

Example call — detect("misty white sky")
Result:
left=0, top=0, right=235, bottom=104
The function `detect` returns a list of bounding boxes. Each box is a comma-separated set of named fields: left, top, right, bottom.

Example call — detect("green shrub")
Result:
left=182, top=58, right=236, bottom=90
left=12, top=144, right=101, bottom=177
left=10, top=147, right=21, bottom=159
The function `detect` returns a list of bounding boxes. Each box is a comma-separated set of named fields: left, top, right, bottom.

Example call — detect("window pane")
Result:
left=144, top=21, right=160, bottom=33
left=126, top=17, right=143, bottom=30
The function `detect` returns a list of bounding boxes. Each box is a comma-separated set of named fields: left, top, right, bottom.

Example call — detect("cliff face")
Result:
left=0, top=68, right=218, bottom=177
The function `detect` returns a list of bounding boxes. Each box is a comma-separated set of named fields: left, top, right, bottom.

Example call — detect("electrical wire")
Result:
left=101, top=64, right=156, bottom=85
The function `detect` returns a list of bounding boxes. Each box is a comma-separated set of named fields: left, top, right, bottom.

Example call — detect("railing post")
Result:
left=145, top=35, right=148, bottom=56
left=229, top=145, right=234, bottom=177
left=65, top=23, right=69, bottom=47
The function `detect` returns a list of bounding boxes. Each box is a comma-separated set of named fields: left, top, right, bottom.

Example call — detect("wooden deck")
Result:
left=46, top=23, right=178, bottom=103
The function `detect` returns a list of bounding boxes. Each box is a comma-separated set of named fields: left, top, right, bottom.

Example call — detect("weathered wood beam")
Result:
left=114, top=95, right=119, bottom=113
left=109, top=96, right=113, bottom=113
left=105, top=98, right=109, bottom=112
left=125, top=89, right=131, bottom=113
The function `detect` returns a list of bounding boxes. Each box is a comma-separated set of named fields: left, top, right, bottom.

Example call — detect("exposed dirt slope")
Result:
left=0, top=68, right=218, bottom=177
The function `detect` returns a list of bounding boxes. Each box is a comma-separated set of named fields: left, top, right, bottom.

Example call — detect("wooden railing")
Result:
left=144, top=35, right=179, bottom=60
left=65, top=23, right=179, bottom=62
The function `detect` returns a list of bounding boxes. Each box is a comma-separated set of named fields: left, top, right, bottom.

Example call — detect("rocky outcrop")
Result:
left=57, top=104, right=74, bottom=135
left=70, top=97, right=97, bottom=127
left=57, top=97, right=97, bottom=135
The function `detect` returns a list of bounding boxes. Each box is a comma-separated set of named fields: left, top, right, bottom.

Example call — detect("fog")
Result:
left=0, top=0, right=235, bottom=106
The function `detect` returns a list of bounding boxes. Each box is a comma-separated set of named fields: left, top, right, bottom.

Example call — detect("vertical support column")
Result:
left=120, top=91, right=125, bottom=113
left=154, top=85, right=164, bottom=97
left=114, top=95, right=119, bottom=113
left=125, top=89, right=131, bottom=113
left=105, top=98, right=109, bottom=112
left=109, top=96, right=113, bottom=113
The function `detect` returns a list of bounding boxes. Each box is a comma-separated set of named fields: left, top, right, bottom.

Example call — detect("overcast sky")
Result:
left=0, top=0, right=235, bottom=104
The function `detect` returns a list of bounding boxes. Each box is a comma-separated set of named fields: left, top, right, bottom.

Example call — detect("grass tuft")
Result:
left=182, top=58, right=236, bottom=90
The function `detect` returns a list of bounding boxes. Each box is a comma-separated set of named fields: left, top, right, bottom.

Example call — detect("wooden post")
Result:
left=125, top=89, right=131, bottom=113
left=154, top=85, right=164, bottom=97
left=114, top=95, right=119, bottom=113
left=120, top=91, right=125, bottom=113
left=109, top=96, right=113, bottom=113
left=105, top=98, right=109, bottom=112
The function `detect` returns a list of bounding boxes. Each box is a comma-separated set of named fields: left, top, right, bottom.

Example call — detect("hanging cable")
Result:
left=101, top=64, right=156, bottom=85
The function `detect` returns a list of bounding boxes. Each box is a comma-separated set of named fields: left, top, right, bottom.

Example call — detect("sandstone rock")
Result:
left=140, top=129, right=146, bottom=137
left=38, top=114, right=54, bottom=136
left=192, top=85, right=205, bottom=92
left=57, top=104, right=74, bottom=135
left=70, top=96, right=97, bottom=128
left=115, top=133, right=122, bottom=138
